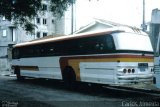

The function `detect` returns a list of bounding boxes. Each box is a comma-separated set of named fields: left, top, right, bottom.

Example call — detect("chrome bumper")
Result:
left=117, top=74, right=153, bottom=84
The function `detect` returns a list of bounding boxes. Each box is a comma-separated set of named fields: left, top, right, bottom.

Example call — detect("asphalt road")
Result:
left=0, top=75, right=160, bottom=107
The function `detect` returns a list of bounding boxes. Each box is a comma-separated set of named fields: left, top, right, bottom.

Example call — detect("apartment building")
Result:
left=0, top=17, right=15, bottom=71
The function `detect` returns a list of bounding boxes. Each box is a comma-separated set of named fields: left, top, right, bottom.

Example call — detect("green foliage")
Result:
left=0, top=0, right=75, bottom=33
left=50, top=0, right=75, bottom=17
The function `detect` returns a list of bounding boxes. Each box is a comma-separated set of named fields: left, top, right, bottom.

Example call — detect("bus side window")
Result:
left=37, top=44, right=47, bottom=57
left=106, top=35, right=115, bottom=51
left=35, top=46, right=40, bottom=57
left=78, top=36, right=106, bottom=54
left=40, top=48, right=45, bottom=56
left=44, top=43, right=55, bottom=56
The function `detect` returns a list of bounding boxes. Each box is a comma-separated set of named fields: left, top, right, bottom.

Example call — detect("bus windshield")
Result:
left=113, top=32, right=153, bottom=52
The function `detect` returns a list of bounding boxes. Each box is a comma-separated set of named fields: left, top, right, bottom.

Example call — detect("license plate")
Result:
left=138, top=63, right=148, bottom=72
left=139, top=67, right=146, bottom=72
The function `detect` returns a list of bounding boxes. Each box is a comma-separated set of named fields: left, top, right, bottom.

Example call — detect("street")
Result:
left=0, top=75, right=160, bottom=107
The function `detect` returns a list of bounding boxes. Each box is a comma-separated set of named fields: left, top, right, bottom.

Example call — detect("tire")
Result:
left=62, top=66, right=76, bottom=90
left=15, top=67, right=24, bottom=81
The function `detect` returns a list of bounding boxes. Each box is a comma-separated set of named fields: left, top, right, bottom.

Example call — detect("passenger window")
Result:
left=106, top=36, right=115, bottom=50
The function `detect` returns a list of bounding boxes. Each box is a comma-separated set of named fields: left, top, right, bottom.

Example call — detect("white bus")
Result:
left=11, top=28, right=154, bottom=87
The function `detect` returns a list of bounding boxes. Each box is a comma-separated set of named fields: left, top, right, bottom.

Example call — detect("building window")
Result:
left=52, top=19, right=54, bottom=24
left=2, top=30, right=7, bottom=37
left=36, top=18, right=40, bottom=24
left=43, top=32, right=47, bottom=37
left=37, top=32, right=40, bottom=38
left=43, top=18, right=47, bottom=25
left=12, top=29, right=16, bottom=42
left=42, top=4, right=47, bottom=11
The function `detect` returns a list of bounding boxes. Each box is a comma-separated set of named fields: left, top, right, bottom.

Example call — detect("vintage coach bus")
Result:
left=11, top=28, right=154, bottom=87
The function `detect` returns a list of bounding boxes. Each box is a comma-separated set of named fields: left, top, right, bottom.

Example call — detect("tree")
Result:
left=0, top=0, right=75, bottom=33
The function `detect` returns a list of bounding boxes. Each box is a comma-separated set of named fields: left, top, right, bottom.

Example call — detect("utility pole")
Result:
left=141, top=0, right=147, bottom=31
left=71, top=2, right=74, bottom=34
left=71, top=0, right=76, bottom=34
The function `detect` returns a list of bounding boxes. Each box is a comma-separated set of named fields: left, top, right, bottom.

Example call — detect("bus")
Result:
left=11, top=28, right=154, bottom=87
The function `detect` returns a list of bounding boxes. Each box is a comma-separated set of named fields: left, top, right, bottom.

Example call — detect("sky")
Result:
left=75, top=0, right=160, bottom=29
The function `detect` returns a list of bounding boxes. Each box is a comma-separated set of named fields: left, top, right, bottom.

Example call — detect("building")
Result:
left=0, top=17, right=15, bottom=71
left=0, top=0, right=73, bottom=72
left=32, top=0, right=68, bottom=39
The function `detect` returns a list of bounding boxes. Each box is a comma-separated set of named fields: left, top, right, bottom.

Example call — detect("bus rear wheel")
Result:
left=62, top=66, right=76, bottom=90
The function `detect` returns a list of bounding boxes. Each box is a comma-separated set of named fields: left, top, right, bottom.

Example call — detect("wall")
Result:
left=0, top=18, right=13, bottom=71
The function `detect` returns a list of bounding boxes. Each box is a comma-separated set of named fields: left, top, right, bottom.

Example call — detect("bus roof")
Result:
left=14, top=27, right=146, bottom=48
left=14, top=28, right=124, bottom=48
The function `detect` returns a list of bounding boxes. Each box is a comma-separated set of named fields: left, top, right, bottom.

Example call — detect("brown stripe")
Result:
left=20, top=66, right=39, bottom=71
left=61, top=54, right=153, bottom=60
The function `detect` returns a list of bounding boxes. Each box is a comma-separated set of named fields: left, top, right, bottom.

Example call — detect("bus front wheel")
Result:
left=62, top=66, right=76, bottom=90
left=14, top=67, right=24, bottom=81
